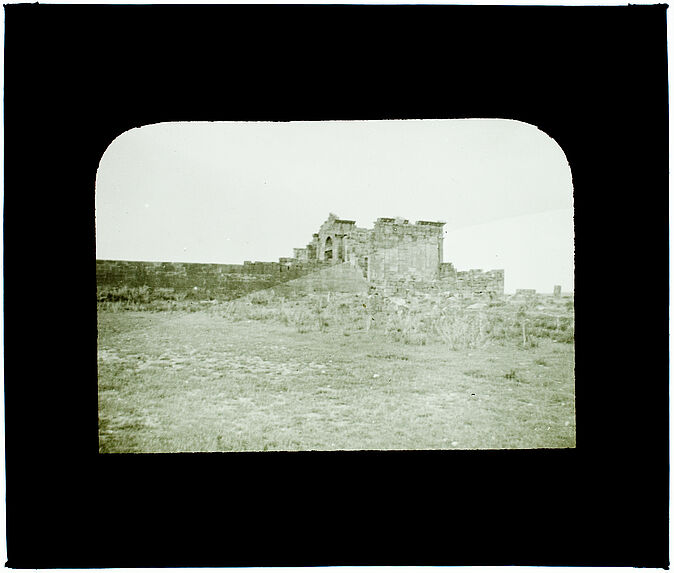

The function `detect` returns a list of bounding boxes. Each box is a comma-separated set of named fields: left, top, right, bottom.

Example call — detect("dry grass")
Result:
left=97, top=286, right=575, bottom=348
left=98, top=291, right=575, bottom=452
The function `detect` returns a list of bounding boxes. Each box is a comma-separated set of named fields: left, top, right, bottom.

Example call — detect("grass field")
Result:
left=98, top=291, right=575, bottom=452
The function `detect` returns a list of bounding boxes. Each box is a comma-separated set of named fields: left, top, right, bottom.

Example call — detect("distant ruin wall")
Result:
left=455, top=269, right=505, bottom=296
left=96, top=259, right=367, bottom=299
left=373, top=267, right=504, bottom=298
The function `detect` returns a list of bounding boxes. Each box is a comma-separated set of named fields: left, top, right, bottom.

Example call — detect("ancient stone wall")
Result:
left=454, top=269, right=504, bottom=296
left=344, top=226, right=373, bottom=278
left=97, top=213, right=505, bottom=300
left=369, top=218, right=444, bottom=282
left=96, top=259, right=355, bottom=300
left=371, top=269, right=504, bottom=298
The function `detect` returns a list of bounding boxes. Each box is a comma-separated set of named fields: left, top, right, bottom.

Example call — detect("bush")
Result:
left=383, top=312, right=430, bottom=345
left=248, top=289, right=277, bottom=305
left=434, top=311, right=490, bottom=349
left=98, top=285, right=214, bottom=312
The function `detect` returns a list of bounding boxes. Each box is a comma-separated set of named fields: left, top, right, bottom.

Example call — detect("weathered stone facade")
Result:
left=292, top=213, right=444, bottom=281
left=288, top=213, right=504, bottom=296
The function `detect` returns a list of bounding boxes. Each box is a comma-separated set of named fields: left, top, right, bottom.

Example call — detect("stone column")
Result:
left=332, top=235, right=339, bottom=264
left=335, top=234, right=345, bottom=263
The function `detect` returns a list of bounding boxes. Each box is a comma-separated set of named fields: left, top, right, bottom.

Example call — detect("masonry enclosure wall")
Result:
left=97, top=213, right=505, bottom=299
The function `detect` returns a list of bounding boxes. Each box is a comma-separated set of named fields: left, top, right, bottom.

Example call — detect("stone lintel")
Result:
left=375, top=217, right=411, bottom=225
left=415, top=220, right=446, bottom=227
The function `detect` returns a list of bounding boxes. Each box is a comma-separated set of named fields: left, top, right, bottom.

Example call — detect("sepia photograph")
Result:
left=96, top=119, right=575, bottom=452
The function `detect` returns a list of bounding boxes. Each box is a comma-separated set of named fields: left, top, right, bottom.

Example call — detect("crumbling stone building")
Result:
left=290, top=213, right=504, bottom=296
left=97, top=213, right=504, bottom=299
left=292, top=213, right=443, bottom=281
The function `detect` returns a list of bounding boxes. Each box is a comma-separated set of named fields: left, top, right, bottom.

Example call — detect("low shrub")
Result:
left=248, top=289, right=277, bottom=305
left=434, top=311, right=490, bottom=349
left=99, top=285, right=575, bottom=348
left=98, top=285, right=218, bottom=312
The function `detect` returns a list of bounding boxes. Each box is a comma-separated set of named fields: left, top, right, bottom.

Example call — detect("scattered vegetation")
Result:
left=97, top=285, right=216, bottom=312
left=98, top=311, right=576, bottom=452
left=98, top=286, right=574, bottom=349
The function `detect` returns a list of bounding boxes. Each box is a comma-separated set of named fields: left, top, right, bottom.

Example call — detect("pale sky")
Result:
left=95, top=119, right=574, bottom=293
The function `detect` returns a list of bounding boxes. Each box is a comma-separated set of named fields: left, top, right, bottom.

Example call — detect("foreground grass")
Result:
left=98, top=309, right=575, bottom=452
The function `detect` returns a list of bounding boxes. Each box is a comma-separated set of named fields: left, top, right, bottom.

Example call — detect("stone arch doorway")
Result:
left=324, top=236, right=333, bottom=261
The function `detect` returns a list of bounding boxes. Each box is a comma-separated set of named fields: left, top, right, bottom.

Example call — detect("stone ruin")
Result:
left=287, top=213, right=504, bottom=297
left=96, top=213, right=505, bottom=299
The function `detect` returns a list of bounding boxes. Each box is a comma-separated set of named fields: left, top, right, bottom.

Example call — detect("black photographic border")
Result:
left=4, top=4, right=669, bottom=568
